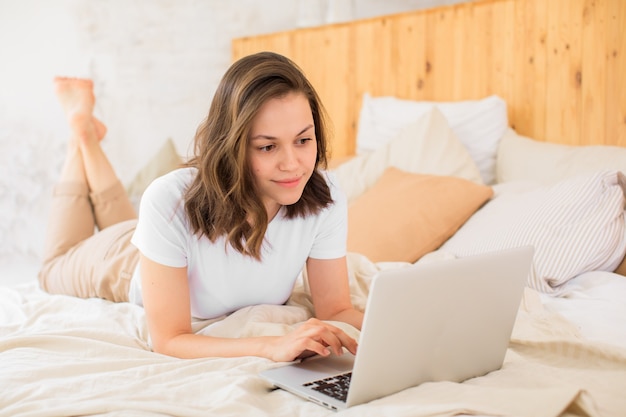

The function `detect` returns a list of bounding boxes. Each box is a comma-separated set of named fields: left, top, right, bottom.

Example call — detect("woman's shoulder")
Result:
left=142, top=166, right=197, bottom=201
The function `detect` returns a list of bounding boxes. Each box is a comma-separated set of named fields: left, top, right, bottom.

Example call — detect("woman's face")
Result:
left=247, top=91, right=318, bottom=219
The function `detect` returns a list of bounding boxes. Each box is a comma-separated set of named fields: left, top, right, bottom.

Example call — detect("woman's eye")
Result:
left=297, top=138, right=312, bottom=145
left=259, top=144, right=274, bottom=152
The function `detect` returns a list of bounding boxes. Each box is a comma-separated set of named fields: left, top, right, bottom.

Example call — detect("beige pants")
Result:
left=38, top=181, right=140, bottom=302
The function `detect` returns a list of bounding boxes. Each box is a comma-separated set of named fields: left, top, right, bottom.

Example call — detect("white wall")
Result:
left=0, top=0, right=468, bottom=268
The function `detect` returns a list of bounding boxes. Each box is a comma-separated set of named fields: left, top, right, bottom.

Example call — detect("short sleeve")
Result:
left=308, top=172, right=348, bottom=260
left=131, top=169, right=192, bottom=268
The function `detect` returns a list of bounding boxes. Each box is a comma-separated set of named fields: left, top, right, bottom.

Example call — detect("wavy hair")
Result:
left=184, top=52, right=333, bottom=259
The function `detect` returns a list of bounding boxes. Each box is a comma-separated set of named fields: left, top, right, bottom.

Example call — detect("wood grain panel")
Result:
left=511, top=0, right=547, bottom=139
left=488, top=0, right=516, bottom=125
left=392, top=13, right=424, bottom=99
left=581, top=0, right=607, bottom=145
left=605, top=0, right=626, bottom=146
left=233, top=0, right=626, bottom=156
left=546, top=0, right=585, bottom=144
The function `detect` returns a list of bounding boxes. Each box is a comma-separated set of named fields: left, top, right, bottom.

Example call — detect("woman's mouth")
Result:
left=275, top=177, right=301, bottom=188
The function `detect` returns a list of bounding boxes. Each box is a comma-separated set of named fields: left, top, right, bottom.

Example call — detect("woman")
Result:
left=39, top=51, right=363, bottom=362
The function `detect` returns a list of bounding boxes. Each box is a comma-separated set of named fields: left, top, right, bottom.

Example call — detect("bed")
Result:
left=2, top=0, right=626, bottom=416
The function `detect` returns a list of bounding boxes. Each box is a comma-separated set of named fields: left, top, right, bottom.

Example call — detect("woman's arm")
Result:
left=139, top=254, right=358, bottom=360
left=306, top=256, right=364, bottom=330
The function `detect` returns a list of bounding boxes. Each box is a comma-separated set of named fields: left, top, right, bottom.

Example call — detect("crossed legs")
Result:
left=39, top=78, right=139, bottom=301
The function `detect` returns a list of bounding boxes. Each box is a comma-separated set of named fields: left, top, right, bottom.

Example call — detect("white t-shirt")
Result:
left=129, top=167, right=347, bottom=320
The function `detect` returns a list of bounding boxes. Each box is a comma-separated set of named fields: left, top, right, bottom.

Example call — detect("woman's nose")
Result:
left=279, top=147, right=298, bottom=170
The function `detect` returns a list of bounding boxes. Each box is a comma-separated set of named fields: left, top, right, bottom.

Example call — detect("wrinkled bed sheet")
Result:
left=1, top=253, right=626, bottom=417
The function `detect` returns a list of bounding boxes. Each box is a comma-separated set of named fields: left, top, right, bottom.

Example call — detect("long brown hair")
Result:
left=184, top=51, right=333, bottom=259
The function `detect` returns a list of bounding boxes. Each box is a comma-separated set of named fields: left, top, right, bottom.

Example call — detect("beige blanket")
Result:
left=1, top=253, right=625, bottom=417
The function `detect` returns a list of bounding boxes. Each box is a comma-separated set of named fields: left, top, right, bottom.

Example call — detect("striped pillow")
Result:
left=440, top=170, right=626, bottom=294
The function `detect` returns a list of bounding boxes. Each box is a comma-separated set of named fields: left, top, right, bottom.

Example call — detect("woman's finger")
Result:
left=304, top=321, right=357, bottom=356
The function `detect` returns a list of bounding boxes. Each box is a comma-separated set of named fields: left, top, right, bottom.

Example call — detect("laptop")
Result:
left=260, top=245, right=534, bottom=411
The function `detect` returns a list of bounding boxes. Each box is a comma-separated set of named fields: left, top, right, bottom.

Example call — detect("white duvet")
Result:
left=2, top=253, right=626, bottom=417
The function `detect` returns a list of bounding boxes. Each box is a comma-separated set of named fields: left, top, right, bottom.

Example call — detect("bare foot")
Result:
left=54, top=77, right=95, bottom=118
left=54, top=77, right=101, bottom=146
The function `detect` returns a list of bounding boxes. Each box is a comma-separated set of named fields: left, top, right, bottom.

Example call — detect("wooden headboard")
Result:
left=232, top=0, right=625, bottom=159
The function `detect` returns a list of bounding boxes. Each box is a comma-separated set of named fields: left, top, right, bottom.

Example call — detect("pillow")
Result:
left=440, top=170, right=626, bottom=294
left=356, top=93, right=508, bottom=185
left=333, top=107, right=482, bottom=203
left=496, top=128, right=626, bottom=185
left=126, top=138, right=183, bottom=209
left=347, top=167, right=493, bottom=263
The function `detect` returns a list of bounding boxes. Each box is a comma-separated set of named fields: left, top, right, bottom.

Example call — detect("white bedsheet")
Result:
left=1, top=254, right=626, bottom=417
left=540, top=271, right=626, bottom=348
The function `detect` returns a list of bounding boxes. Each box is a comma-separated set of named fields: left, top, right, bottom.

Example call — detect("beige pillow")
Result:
left=347, top=167, right=493, bottom=263
left=333, top=107, right=483, bottom=203
left=126, top=138, right=183, bottom=208
left=496, top=128, right=626, bottom=184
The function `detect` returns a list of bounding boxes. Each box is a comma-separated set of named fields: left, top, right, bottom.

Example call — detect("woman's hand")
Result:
left=266, top=318, right=358, bottom=362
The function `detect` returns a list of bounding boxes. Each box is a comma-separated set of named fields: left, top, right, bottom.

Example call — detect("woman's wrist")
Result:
left=321, top=307, right=364, bottom=331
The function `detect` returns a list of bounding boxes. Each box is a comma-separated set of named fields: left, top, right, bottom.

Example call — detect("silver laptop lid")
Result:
left=346, top=245, right=534, bottom=407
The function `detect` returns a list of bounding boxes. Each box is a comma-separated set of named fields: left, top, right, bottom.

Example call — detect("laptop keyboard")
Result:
left=303, top=372, right=352, bottom=402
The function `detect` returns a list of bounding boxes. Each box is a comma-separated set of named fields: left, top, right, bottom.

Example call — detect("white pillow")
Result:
left=496, top=128, right=626, bottom=184
left=333, top=107, right=482, bottom=202
left=356, top=93, right=508, bottom=185
left=440, top=170, right=626, bottom=294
